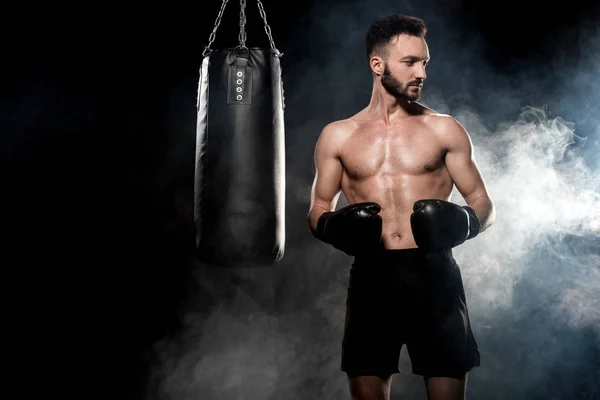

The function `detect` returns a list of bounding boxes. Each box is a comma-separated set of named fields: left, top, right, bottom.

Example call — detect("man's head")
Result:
left=366, top=14, right=430, bottom=102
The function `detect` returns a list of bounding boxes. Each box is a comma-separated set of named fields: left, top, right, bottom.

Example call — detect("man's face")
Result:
left=379, top=34, right=430, bottom=102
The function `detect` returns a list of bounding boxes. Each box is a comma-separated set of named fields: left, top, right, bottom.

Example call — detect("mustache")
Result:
left=406, top=80, right=423, bottom=87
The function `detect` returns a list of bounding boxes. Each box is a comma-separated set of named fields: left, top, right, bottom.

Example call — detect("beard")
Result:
left=381, top=65, right=422, bottom=102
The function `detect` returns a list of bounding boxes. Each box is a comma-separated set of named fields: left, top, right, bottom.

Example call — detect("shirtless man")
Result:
left=307, top=14, right=496, bottom=400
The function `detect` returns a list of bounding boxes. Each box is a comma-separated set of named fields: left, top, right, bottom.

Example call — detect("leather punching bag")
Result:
left=194, top=47, right=286, bottom=267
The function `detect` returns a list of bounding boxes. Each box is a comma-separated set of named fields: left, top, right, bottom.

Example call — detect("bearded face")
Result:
left=381, top=64, right=423, bottom=102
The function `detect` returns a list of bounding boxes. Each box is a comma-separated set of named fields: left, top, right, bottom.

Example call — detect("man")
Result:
left=307, top=14, right=496, bottom=400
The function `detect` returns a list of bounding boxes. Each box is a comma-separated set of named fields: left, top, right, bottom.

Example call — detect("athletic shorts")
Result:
left=341, top=248, right=480, bottom=380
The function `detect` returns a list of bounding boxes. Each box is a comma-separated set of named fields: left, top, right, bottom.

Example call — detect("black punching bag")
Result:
left=194, top=47, right=286, bottom=267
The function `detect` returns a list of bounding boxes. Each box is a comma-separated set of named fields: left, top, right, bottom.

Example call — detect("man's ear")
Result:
left=370, top=56, right=384, bottom=76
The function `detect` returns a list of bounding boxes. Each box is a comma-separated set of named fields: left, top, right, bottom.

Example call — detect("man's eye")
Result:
left=404, top=61, right=414, bottom=66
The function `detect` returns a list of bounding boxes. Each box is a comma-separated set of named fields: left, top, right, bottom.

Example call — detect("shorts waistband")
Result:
left=353, top=247, right=452, bottom=267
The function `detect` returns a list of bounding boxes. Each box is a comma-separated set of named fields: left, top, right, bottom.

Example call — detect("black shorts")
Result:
left=341, top=248, right=480, bottom=380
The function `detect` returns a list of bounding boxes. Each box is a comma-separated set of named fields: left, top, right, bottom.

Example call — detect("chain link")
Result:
left=203, top=0, right=229, bottom=57
left=203, top=0, right=279, bottom=56
left=256, top=0, right=278, bottom=52
left=238, top=0, right=247, bottom=48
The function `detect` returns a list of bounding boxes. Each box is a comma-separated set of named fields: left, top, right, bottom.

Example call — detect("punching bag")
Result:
left=194, top=44, right=286, bottom=267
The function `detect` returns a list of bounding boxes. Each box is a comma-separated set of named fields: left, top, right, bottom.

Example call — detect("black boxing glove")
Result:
left=313, top=202, right=383, bottom=255
left=410, top=199, right=481, bottom=252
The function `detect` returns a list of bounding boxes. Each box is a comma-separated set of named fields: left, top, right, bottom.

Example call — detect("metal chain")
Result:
left=256, top=0, right=278, bottom=52
left=238, top=0, right=247, bottom=49
left=203, top=0, right=279, bottom=56
left=203, top=0, right=229, bottom=57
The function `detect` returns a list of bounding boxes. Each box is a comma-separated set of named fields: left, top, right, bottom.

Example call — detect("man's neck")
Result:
left=365, top=84, right=419, bottom=125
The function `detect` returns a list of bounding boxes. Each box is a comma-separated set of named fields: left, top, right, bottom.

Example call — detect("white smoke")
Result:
left=146, top=247, right=353, bottom=400
left=452, top=106, right=600, bottom=334
left=154, top=309, right=299, bottom=400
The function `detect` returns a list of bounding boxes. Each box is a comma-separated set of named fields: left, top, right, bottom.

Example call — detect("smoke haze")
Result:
left=146, top=1, right=600, bottom=399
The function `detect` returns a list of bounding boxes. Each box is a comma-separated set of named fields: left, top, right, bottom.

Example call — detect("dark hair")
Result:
left=366, top=14, right=427, bottom=59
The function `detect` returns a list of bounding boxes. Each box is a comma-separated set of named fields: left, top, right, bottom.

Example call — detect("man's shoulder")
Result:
left=420, top=110, right=464, bottom=132
left=314, top=118, right=355, bottom=153
left=320, top=118, right=357, bottom=137
left=420, top=111, right=472, bottom=148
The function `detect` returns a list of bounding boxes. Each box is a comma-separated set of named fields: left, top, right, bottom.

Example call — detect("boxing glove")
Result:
left=313, top=202, right=383, bottom=255
left=410, top=199, right=481, bottom=251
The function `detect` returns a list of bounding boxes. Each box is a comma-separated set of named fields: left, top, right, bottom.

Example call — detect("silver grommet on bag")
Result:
left=236, top=71, right=243, bottom=77
left=237, top=95, right=243, bottom=101
left=236, top=79, right=243, bottom=85
left=236, top=87, right=242, bottom=93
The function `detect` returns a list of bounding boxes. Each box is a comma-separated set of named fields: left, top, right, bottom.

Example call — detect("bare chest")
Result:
left=340, top=124, right=446, bottom=179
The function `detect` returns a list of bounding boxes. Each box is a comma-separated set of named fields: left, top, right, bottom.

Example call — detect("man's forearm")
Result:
left=307, top=206, right=329, bottom=234
left=467, top=196, right=496, bottom=232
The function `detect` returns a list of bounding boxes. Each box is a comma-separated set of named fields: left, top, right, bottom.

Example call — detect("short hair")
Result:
left=365, top=14, right=427, bottom=59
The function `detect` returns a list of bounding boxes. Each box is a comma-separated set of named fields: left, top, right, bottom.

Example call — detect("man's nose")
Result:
left=414, top=64, right=427, bottom=80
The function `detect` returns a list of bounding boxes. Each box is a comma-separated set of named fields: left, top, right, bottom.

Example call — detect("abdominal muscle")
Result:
left=342, top=171, right=454, bottom=250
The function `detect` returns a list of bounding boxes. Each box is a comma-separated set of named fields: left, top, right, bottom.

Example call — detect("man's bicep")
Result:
left=310, top=126, right=344, bottom=212
left=311, top=162, right=343, bottom=212
left=444, top=121, right=490, bottom=203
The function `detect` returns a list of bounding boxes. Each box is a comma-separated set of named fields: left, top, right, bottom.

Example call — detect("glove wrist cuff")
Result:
left=463, top=206, right=481, bottom=240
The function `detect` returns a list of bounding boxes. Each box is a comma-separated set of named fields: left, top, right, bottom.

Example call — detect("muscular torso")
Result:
left=339, top=111, right=454, bottom=249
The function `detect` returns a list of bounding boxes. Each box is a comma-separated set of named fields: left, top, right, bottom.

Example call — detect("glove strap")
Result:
left=463, top=206, right=481, bottom=240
